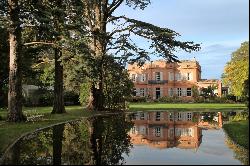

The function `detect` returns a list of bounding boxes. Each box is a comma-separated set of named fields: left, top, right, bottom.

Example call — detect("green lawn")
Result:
left=129, top=103, right=247, bottom=111
left=223, top=120, right=249, bottom=149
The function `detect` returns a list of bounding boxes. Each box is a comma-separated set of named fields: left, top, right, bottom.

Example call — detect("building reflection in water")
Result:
left=128, top=111, right=223, bottom=150
left=0, top=111, right=226, bottom=165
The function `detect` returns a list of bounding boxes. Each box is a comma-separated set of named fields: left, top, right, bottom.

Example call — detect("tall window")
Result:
left=177, top=113, right=182, bottom=121
left=187, top=73, right=191, bottom=80
left=132, top=74, right=136, bottom=82
left=177, top=88, right=182, bottom=96
left=140, top=88, right=145, bottom=97
left=155, top=72, right=161, bottom=81
left=187, top=112, right=192, bottom=121
left=156, top=112, right=161, bottom=121
left=169, top=72, right=174, bottom=81
left=140, top=113, right=145, bottom=120
left=155, top=127, right=161, bottom=137
left=175, top=73, right=181, bottom=81
left=169, top=113, right=173, bottom=121
left=187, top=88, right=192, bottom=96
left=141, top=74, right=146, bottom=82
left=156, top=88, right=161, bottom=99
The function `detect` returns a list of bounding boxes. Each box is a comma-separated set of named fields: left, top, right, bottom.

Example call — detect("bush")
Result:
left=130, top=96, right=147, bottom=102
left=64, top=91, right=80, bottom=106
left=194, top=96, right=205, bottom=103
left=229, top=111, right=249, bottom=122
left=38, top=92, right=54, bottom=106
left=158, top=96, right=182, bottom=103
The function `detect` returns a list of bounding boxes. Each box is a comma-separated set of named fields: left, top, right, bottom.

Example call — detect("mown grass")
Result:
left=223, top=120, right=249, bottom=149
left=128, top=103, right=247, bottom=111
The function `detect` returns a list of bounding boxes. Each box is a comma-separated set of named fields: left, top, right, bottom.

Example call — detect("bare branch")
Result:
left=107, top=0, right=124, bottom=16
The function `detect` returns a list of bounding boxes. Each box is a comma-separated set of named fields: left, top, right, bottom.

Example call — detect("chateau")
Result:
left=127, top=59, right=223, bottom=100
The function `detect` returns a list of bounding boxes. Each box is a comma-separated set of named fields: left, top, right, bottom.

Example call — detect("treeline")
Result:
left=0, top=0, right=200, bottom=122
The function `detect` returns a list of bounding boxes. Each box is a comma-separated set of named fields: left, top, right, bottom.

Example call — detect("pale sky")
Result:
left=111, top=0, right=249, bottom=79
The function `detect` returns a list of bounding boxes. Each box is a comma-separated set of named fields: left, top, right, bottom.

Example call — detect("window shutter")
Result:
left=174, top=88, right=177, bottom=96
left=136, top=88, right=140, bottom=96
left=160, top=87, right=163, bottom=98
left=190, top=73, right=193, bottom=80
left=137, top=74, right=141, bottom=82
left=182, top=88, right=187, bottom=96
left=160, top=72, right=163, bottom=81
left=153, top=88, right=156, bottom=99
left=161, top=112, right=164, bottom=120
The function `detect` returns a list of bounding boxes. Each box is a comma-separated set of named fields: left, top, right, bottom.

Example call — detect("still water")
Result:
left=0, top=110, right=248, bottom=165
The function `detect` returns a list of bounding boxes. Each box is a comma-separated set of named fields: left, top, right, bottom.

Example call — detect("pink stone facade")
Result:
left=127, top=59, right=222, bottom=100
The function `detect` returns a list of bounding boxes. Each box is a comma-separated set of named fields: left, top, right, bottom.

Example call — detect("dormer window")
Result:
left=187, top=73, right=192, bottom=80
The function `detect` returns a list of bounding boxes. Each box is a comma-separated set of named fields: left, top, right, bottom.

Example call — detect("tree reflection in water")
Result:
left=1, top=113, right=133, bottom=165
left=90, top=114, right=133, bottom=165
left=1, top=128, right=53, bottom=165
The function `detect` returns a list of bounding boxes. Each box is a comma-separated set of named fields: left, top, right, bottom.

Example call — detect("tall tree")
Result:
left=23, top=0, right=87, bottom=113
left=81, top=0, right=201, bottom=111
left=222, top=41, right=249, bottom=99
left=7, top=0, right=26, bottom=121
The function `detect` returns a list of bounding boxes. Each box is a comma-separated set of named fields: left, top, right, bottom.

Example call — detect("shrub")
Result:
left=64, top=91, right=80, bottom=106
left=38, top=92, right=54, bottom=106
left=159, top=96, right=174, bottom=103
left=79, top=82, right=91, bottom=106
left=128, top=96, right=147, bottom=102
left=194, top=96, right=205, bottom=103
left=229, top=111, right=249, bottom=122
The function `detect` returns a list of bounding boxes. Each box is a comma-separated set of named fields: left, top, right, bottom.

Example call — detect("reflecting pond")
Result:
left=0, top=110, right=248, bottom=165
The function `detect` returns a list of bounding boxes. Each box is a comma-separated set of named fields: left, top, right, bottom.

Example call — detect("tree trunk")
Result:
left=87, top=82, right=104, bottom=111
left=52, top=49, right=66, bottom=114
left=85, top=1, right=108, bottom=111
left=52, top=124, right=64, bottom=165
left=7, top=0, right=26, bottom=122
left=86, top=38, right=106, bottom=111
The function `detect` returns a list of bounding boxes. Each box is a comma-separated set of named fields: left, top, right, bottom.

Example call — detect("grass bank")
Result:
left=129, top=103, right=247, bottom=111
left=223, top=120, right=249, bottom=149
left=0, top=106, right=95, bottom=156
